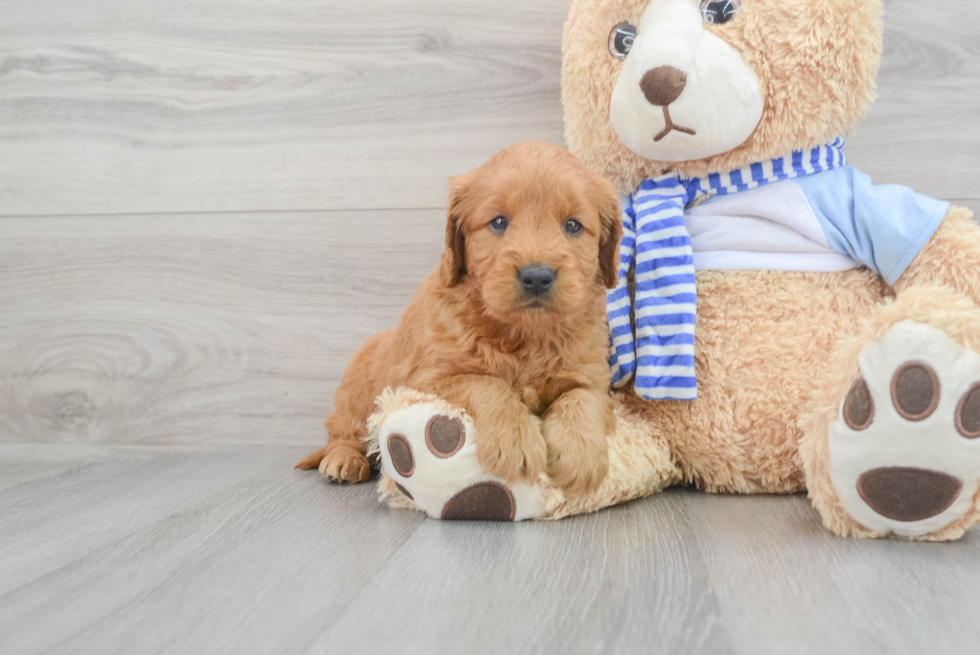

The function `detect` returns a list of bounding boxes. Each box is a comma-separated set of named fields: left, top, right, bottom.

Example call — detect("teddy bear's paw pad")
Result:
left=829, top=320, right=980, bottom=537
left=377, top=402, right=546, bottom=521
left=425, top=415, right=466, bottom=458
left=856, top=468, right=961, bottom=523
left=441, top=482, right=516, bottom=521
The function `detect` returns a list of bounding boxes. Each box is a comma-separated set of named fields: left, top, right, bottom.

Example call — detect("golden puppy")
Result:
left=297, top=141, right=622, bottom=496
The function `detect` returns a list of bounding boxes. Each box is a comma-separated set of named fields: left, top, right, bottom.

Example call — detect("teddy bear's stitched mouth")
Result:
left=654, top=106, right=697, bottom=142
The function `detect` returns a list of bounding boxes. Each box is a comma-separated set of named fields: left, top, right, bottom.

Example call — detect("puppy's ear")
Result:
left=440, top=173, right=470, bottom=287
left=595, top=176, right=623, bottom=289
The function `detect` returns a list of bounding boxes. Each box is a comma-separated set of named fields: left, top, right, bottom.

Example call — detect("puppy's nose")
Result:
left=518, top=265, right=556, bottom=297
left=640, top=66, right=687, bottom=106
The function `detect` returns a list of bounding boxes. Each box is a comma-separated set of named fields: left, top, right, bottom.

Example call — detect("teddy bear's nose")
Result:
left=640, top=66, right=688, bottom=107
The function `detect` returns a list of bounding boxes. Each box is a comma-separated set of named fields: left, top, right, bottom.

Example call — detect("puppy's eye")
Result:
left=564, top=219, right=584, bottom=236
left=608, top=22, right=637, bottom=61
left=489, top=216, right=509, bottom=234
left=700, top=0, right=741, bottom=25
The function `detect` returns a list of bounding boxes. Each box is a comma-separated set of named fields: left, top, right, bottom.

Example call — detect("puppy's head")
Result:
left=440, top=142, right=622, bottom=330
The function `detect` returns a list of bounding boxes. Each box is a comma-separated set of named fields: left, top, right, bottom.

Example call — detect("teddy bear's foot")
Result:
left=826, top=319, right=980, bottom=539
left=368, top=389, right=548, bottom=521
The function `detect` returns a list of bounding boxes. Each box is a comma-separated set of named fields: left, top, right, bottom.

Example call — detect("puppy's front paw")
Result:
left=542, top=389, right=613, bottom=497
left=319, top=443, right=371, bottom=484
left=476, top=416, right=547, bottom=485
left=545, top=429, right=609, bottom=497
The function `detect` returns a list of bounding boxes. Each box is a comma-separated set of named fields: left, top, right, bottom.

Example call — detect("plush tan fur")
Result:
left=563, top=0, right=883, bottom=193
left=895, top=206, right=980, bottom=304
left=625, top=268, right=891, bottom=494
left=298, top=142, right=624, bottom=497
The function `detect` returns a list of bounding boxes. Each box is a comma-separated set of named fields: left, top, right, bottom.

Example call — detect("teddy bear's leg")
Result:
left=800, top=284, right=980, bottom=540
left=542, top=403, right=681, bottom=520
left=367, top=388, right=681, bottom=521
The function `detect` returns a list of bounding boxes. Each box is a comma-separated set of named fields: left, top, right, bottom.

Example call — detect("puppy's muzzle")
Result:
left=518, top=265, right=556, bottom=298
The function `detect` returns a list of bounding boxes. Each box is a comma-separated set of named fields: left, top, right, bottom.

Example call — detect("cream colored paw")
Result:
left=829, top=320, right=980, bottom=538
left=375, top=400, right=547, bottom=521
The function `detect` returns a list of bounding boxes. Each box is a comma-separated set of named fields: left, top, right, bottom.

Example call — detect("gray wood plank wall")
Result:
left=2, top=0, right=976, bottom=447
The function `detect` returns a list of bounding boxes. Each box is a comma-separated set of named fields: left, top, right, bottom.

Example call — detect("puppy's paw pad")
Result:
left=377, top=403, right=545, bottom=521
left=829, top=321, right=980, bottom=538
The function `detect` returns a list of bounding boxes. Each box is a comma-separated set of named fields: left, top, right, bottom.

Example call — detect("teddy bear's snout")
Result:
left=640, top=65, right=688, bottom=107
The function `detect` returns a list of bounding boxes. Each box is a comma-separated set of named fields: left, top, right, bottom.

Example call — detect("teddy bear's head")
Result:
left=562, top=0, right=884, bottom=192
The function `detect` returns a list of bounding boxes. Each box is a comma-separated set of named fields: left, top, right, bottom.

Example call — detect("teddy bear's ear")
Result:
left=595, top=176, right=623, bottom=290
left=440, top=173, right=470, bottom=287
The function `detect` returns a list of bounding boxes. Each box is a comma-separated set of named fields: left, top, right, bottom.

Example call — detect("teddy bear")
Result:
left=348, top=0, right=980, bottom=541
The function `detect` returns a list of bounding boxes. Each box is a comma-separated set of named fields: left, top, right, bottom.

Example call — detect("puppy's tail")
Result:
left=295, top=446, right=329, bottom=470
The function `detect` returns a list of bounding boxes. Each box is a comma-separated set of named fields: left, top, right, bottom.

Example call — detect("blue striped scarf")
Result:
left=608, top=138, right=848, bottom=400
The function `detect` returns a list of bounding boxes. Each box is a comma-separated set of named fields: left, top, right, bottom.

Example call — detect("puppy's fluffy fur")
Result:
left=297, top=142, right=623, bottom=495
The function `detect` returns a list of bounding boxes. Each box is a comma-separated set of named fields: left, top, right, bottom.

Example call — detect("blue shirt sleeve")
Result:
left=795, top=166, right=950, bottom=285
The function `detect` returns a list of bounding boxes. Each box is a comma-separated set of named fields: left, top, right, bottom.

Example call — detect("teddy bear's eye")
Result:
left=700, top=0, right=741, bottom=25
left=608, top=22, right=637, bottom=61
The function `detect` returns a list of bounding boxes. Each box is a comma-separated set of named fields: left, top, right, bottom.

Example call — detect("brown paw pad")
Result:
left=426, top=415, right=465, bottom=458
left=843, top=377, right=874, bottom=431
left=857, top=467, right=962, bottom=522
left=394, top=482, right=414, bottom=500
left=387, top=433, right=415, bottom=477
left=891, top=362, right=940, bottom=421
left=956, top=383, right=980, bottom=439
left=441, top=482, right=516, bottom=521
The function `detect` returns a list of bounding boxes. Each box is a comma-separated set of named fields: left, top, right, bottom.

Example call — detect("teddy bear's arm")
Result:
left=792, top=166, right=950, bottom=287
left=895, top=205, right=980, bottom=304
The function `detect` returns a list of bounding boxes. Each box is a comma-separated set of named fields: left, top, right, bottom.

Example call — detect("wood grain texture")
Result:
left=0, top=0, right=976, bottom=217
left=0, top=210, right=444, bottom=445
left=844, top=0, right=980, bottom=201
left=672, top=492, right=980, bottom=654
left=1, top=444, right=979, bottom=655
left=0, top=0, right=569, bottom=216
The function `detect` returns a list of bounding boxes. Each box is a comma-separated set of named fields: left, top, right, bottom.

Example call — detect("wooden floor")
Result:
left=2, top=443, right=980, bottom=655
left=1, top=0, right=978, bottom=653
